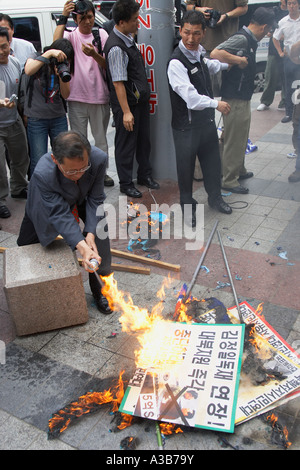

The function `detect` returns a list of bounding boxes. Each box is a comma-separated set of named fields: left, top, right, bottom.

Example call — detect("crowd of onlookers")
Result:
left=1, top=0, right=300, bottom=313
left=1, top=0, right=300, bottom=227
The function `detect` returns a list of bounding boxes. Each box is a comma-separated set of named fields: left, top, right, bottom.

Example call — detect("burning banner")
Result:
left=119, top=323, right=245, bottom=433
left=48, top=272, right=298, bottom=446
left=228, top=302, right=300, bottom=425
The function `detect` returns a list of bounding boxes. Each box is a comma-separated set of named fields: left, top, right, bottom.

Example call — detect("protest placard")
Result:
left=228, top=302, right=300, bottom=424
left=119, top=322, right=245, bottom=433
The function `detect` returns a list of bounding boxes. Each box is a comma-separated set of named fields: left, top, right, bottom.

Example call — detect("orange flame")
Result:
left=255, top=302, right=265, bottom=319
left=48, top=370, right=128, bottom=435
left=266, top=413, right=292, bottom=448
left=159, top=422, right=183, bottom=436
left=100, top=273, right=193, bottom=370
left=248, top=323, right=273, bottom=361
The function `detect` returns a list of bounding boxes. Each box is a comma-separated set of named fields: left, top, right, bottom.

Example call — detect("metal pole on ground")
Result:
left=217, top=230, right=244, bottom=324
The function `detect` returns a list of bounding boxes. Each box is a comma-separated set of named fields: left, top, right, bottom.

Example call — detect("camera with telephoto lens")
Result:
left=73, top=0, right=88, bottom=15
left=51, top=58, right=71, bottom=82
left=205, top=9, right=221, bottom=28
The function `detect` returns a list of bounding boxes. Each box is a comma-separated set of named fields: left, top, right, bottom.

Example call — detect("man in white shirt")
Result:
left=0, top=14, right=37, bottom=69
left=0, top=27, right=29, bottom=219
left=273, top=0, right=300, bottom=122
left=167, top=10, right=232, bottom=227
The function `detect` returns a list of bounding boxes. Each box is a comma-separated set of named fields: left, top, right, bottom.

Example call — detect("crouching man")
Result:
left=17, top=130, right=113, bottom=314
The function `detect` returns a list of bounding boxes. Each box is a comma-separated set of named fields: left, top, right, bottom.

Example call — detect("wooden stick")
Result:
left=111, top=263, right=150, bottom=275
left=57, top=236, right=180, bottom=271
left=0, top=246, right=7, bottom=253
left=77, top=258, right=150, bottom=275
left=111, top=248, right=180, bottom=272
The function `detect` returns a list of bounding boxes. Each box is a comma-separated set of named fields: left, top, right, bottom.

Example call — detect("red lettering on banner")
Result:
left=147, top=70, right=157, bottom=115
left=137, top=0, right=150, bottom=8
left=148, top=69, right=155, bottom=93
left=149, top=93, right=158, bottom=115
left=138, top=44, right=155, bottom=67
left=138, top=14, right=151, bottom=29
left=145, top=45, right=154, bottom=66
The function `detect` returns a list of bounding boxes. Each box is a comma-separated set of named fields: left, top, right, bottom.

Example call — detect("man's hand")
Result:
left=238, top=56, right=248, bottom=69
left=0, top=98, right=15, bottom=109
left=62, top=0, right=75, bottom=17
left=217, top=101, right=231, bottom=115
left=82, top=43, right=96, bottom=57
left=76, top=238, right=102, bottom=272
left=123, top=111, right=134, bottom=131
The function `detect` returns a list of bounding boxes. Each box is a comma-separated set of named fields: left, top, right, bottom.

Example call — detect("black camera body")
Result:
left=73, top=0, right=89, bottom=15
left=51, top=58, right=71, bottom=82
left=205, top=9, right=221, bottom=28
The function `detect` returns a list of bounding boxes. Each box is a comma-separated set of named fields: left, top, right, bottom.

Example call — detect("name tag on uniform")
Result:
left=191, top=67, right=198, bottom=74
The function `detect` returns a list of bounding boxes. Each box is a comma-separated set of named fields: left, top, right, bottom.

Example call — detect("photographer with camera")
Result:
left=186, top=1, right=248, bottom=54
left=24, top=38, right=74, bottom=176
left=53, top=0, right=114, bottom=187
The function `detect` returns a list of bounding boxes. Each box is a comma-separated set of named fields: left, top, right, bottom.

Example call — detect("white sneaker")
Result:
left=287, top=151, right=297, bottom=158
left=257, top=103, right=269, bottom=111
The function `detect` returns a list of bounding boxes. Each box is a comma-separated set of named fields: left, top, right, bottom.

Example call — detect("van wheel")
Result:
left=254, top=62, right=266, bottom=93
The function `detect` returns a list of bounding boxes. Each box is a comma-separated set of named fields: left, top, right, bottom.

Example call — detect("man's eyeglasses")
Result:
left=58, top=161, right=91, bottom=175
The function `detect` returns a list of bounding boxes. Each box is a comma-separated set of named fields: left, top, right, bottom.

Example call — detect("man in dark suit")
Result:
left=17, top=130, right=112, bottom=314
left=104, top=0, right=159, bottom=198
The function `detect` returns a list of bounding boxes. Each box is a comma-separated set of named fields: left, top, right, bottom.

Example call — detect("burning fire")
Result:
left=101, top=273, right=193, bottom=370
left=159, top=422, right=183, bottom=436
left=47, top=273, right=295, bottom=451
left=48, top=370, right=132, bottom=438
left=48, top=273, right=191, bottom=438
left=266, top=413, right=291, bottom=449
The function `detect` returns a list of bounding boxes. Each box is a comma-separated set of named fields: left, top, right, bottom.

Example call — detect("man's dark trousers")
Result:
left=172, top=120, right=222, bottom=207
left=113, top=100, right=152, bottom=190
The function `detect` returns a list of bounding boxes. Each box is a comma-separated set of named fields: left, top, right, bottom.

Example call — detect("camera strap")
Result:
left=91, top=27, right=107, bottom=83
left=92, top=27, right=103, bottom=55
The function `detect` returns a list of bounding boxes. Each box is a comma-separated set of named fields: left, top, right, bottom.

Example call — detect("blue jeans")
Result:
left=27, top=115, right=68, bottom=176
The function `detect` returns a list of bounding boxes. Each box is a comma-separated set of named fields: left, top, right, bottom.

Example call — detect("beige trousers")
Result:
left=221, top=98, right=250, bottom=188
left=68, top=101, right=110, bottom=156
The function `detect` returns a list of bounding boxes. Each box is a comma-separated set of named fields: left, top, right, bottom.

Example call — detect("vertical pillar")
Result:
left=137, top=0, right=177, bottom=180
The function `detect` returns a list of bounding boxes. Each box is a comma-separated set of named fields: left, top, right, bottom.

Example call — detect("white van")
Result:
left=0, top=0, right=108, bottom=54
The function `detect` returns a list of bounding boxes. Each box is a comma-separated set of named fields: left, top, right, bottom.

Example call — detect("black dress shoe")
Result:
left=120, top=186, right=142, bottom=198
left=104, top=174, right=114, bottom=186
left=11, top=188, right=28, bottom=199
left=137, top=176, right=160, bottom=189
left=208, top=195, right=232, bottom=214
left=239, top=171, right=254, bottom=180
left=222, top=185, right=249, bottom=194
left=281, top=115, right=292, bottom=123
left=94, top=293, right=113, bottom=314
left=0, top=205, right=11, bottom=218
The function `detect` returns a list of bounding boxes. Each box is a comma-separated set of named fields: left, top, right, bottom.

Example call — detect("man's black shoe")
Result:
left=281, top=115, right=292, bottom=123
left=94, top=293, right=113, bottom=314
left=0, top=205, right=11, bottom=218
left=11, top=188, right=28, bottom=199
left=208, top=196, right=232, bottom=214
left=239, top=172, right=254, bottom=180
left=120, top=186, right=142, bottom=198
left=137, top=176, right=160, bottom=189
left=222, top=185, right=249, bottom=194
left=104, top=174, right=114, bottom=186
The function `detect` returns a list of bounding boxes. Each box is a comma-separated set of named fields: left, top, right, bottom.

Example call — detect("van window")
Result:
left=12, top=17, right=41, bottom=54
